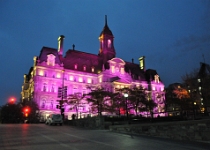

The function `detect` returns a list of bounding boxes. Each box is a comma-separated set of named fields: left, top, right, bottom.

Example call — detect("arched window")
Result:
left=51, top=85, right=54, bottom=92
left=41, top=100, right=46, bottom=108
left=43, top=83, right=47, bottom=92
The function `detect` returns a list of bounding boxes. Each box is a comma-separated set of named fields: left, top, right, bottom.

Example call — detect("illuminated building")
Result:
left=21, top=16, right=165, bottom=120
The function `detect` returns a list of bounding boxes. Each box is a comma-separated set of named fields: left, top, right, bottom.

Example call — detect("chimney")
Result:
left=58, top=35, right=65, bottom=56
left=139, top=56, right=145, bottom=71
left=132, top=58, right=134, bottom=63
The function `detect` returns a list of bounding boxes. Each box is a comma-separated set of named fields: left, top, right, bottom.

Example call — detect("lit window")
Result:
left=116, top=85, right=120, bottom=88
left=121, top=67, right=125, bottom=74
left=47, top=54, right=55, bottom=66
left=111, top=66, right=115, bottom=73
left=57, top=73, right=61, bottom=78
left=154, top=74, right=159, bottom=83
left=39, top=70, right=44, bottom=76
left=83, top=66, right=86, bottom=71
left=99, top=78, right=102, bottom=83
left=199, top=86, right=201, bottom=91
left=74, top=64, right=78, bottom=69
left=108, top=39, right=111, bottom=48
left=201, top=103, right=203, bottom=105
left=91, top=67, right=95, bottom=73
left=69, top=76, right=74, bottom=81
left=198, top=78, right=201, bottom=82
left=87, top=78, right=92, bottom=83
left=79, top=77, right=83, bottom=82
left=188, top=90, right=191, bottom=93
left=153, top=86, right=156, bottom=90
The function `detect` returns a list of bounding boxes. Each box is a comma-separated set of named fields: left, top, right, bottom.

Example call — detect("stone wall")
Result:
left=109, top=119, right=210, bottom=143
left=65, top=117, right=106, bottom=129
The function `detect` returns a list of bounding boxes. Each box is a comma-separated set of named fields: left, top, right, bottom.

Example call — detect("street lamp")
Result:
left=124, top=93, right=128, bottom=119
left=193, top=102, right=197, bottom=120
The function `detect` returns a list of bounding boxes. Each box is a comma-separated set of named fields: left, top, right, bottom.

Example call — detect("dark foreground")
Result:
left=0, top=124, right=209, bottom=150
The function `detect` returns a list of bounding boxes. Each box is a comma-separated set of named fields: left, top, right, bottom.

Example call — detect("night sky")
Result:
left=0, top=0, right=210, bottom=105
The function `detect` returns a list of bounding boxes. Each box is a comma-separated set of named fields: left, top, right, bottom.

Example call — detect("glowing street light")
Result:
left=124, top=93, right=129, bottom=119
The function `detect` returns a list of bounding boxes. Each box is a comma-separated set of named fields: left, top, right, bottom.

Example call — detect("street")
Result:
left=0, top=124, right=209, bottom=150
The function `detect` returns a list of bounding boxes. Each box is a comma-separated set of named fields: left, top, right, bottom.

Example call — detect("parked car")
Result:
left=45, top=114, right=63, bottom=126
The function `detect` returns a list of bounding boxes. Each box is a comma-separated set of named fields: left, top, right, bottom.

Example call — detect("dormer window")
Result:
left=83, top=66, right=86, bottom=71
left=91, top=67, right=95, bottom=73
left=47, top=54, right=55, bottom=66
left=154, top=74, right=159, bottom=83
left=120, top=67, right=124, bottom=74
left=74, top=64, right=78, bottom=70
left=108, top=39, right=111, bottom=48
left=111, top=66, right=115, bottom=73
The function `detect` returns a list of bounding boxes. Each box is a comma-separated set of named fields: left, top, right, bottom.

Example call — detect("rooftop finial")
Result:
left=105, top=15, right=107, bottom=26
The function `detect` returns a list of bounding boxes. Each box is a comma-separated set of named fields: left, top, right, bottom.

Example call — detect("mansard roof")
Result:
left=63, top=49, right=103, bottom=73
left=38, top=47, right=62, bottom=64
left=145, top=69, right=161, bottom=82
left=37, top=46, right=162, bottom=83
left=124, top=61, right=146, bottom=80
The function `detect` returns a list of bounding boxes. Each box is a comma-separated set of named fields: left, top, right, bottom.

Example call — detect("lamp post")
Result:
left=193, top=102, right=197, bottom=120
left=124, top=93, right=128, bottom=119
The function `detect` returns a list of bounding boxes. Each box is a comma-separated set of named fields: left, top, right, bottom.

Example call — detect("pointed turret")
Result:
left=99, top=15, right=116, bottom=63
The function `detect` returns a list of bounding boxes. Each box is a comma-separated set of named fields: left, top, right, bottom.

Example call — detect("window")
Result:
left=74, top=64, right=78, bottom=70
left=39, top=70, right=44, bottom=76
left=111, top=66, right=115, bottom=73
left=108, top=39, right=111, bottom=48
left=91, top=67, right=95, bottom=73
left=87, top=78, right=92, bottom=83
left=198, top=78, right=201, bottom=82
left=79, top=77, right=83, bottom=82
left=83, top=66, right=86, bottom=71
left=41, top=100, right=46, bottom=108
left=121, top=67, right=124, bottom=74
left=51, top=100, right=53, bottom=109
left=57, top=73, right=61, bottom=78
left=69, top=76, right=74, bottom=81
left=99, top=78, right=102, bottom=83
left=47, top=54, right=55, bottom=66
left=43, top=83, right=47, bottom=92
left=51, top=85, right=55, bottom=92
left=152, top=86, right=156, bottom=91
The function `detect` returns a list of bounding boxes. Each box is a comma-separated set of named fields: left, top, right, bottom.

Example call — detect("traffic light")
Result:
left=23, top=107, right=30, bottom=117
left=63, top=86, right=67, bottom=99
left=58, top=87, right=62, bottom=98
left=9, top=98, right=15, bottom=104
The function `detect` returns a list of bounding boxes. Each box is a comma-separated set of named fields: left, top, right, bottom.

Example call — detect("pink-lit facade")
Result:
left=21, top=16, right=165, bottom=120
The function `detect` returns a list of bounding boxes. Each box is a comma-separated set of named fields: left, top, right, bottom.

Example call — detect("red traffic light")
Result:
left=9, top=97, right=16, bottom=104
left=23, top=107, right=30, bottom=113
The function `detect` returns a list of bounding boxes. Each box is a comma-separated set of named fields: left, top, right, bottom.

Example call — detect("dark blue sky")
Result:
left=0, top=0, right=210, bottom=105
